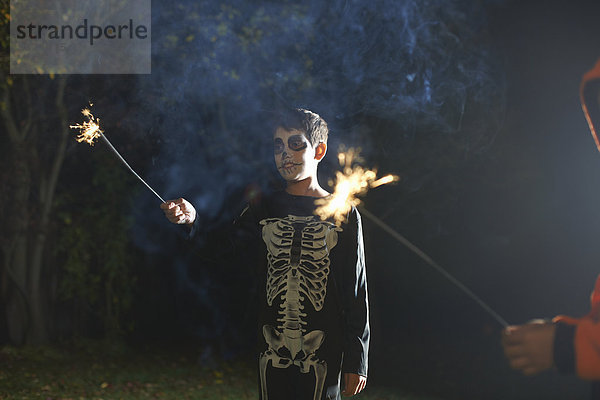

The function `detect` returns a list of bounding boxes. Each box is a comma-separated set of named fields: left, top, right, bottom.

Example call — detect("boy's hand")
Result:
left=502, top=319, right=556, bottom=376
left=342, top=373, right=367, bottom=396
left=160, top=198, right=196, bottom=227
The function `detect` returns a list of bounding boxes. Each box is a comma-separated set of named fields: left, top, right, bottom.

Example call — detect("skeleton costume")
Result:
left=190, top=190, right=369, bottom=400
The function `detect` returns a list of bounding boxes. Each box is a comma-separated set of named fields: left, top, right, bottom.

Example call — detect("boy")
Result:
left=161, top=108, right=369, bottom=399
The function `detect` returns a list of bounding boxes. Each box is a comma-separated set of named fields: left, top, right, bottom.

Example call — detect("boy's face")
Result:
left=273, top=126, right=324, bottom=182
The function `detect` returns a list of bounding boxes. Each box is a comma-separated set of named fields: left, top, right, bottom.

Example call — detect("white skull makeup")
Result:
left=274, top=135, right=309, bottom=154
left=273, top=128, right=320, bottom=182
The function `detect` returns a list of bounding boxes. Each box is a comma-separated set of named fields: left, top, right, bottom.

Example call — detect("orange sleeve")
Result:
left=554, top=274, right=600, bottom=380
left=573, top=318, right=600, bottom=380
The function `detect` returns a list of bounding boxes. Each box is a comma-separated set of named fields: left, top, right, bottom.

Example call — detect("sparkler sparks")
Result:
left=70, top=107, right=103, bottom=145
left=314, top=147, right=399, bottom=225
left=70, top=104, right=166, bottom=203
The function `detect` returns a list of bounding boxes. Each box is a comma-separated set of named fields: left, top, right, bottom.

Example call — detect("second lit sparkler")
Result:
left=316, top=148, right=509, bottom=328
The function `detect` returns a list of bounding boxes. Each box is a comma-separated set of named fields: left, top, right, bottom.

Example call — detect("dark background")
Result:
left=2, top=0, right=600, bottom=399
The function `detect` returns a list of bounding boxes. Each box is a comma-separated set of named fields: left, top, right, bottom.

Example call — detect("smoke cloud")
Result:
left=125, top=0, right=506, bottom=346
left=130, top=0, right=505, bottom=229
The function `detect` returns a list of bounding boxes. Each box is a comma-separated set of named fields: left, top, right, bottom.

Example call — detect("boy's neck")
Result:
left=285, top=176, right=330, bottom=198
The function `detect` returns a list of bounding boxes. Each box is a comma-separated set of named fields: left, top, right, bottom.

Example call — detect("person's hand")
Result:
left=342, top=373, right=367, bottom=396
left=160, top=198, right=196, bottom=227
left=502, top=319, right=556, bottom=376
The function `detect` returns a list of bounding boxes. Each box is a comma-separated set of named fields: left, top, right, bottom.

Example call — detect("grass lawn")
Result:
left=0, top=342, right=440, bottom=400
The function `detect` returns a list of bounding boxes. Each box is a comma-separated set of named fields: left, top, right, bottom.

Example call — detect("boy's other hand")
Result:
left=502, top=320, right=556, bottom=376
left=342, top=373, right=367, bottom=396
left=160, top=198, right=196, bottom=227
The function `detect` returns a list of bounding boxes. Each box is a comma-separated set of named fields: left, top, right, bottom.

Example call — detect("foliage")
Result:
left=54, top=149, right=140, bottom=339
left=0, top=0, right=9, bottom=64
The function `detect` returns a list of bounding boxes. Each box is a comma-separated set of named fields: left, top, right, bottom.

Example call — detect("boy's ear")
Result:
left=314, top=142, right=327, bottom=161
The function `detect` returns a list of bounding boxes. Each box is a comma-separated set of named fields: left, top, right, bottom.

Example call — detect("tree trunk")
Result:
left=27, top=76, right=69, bottom=344
left=1, top=78, right=32, bottom=345
left=2, top=145, right=33, bottom=345
left=0, top=75, right=69, bottom=344
left=4, top=228, right=29, bottom=344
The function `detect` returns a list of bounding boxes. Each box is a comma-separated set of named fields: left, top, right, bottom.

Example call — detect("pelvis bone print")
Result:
left=259, top=215, right=342, bottom=400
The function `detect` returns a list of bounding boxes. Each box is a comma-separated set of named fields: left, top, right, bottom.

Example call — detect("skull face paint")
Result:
left=274, top=135, right=308, bottom=154
left=273, top=127, right=318, bottom=182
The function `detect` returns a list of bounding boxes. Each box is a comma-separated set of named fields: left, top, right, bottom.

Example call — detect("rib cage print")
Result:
left=259, top=215, right=342, bottom=400
left=263, top=216, right=340, bottom=311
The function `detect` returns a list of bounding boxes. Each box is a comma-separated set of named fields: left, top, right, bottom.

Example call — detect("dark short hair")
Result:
left=274, top=108, right=329, bottom=146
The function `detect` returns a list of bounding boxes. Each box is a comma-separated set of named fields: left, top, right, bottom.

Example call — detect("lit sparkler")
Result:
left=70, top=105, right=166, bottom=203
left=318, top=147, right=509, bottom=328
left=314, top=147, right=399, bottom=225
left=70, top=107, right=103, bottom=145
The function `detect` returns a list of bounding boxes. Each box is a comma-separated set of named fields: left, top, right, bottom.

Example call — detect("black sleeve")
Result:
left=554, top=321, right=576, bottom=374
left=340, top=208, right=370, bottom=377
left=186, top=201, right=261, bottom=267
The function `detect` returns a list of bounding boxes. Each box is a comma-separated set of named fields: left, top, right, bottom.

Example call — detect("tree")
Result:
left=0, top=70, right=70, bottom=344
left=54, top=149, right=139, bottom=340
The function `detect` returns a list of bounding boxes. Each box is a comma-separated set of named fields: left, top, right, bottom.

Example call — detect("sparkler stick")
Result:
left=97, top=134, right=166, bottom=203
left=359, top=207, right=509, bottom=328
left=70, top=106, right=166, bottom=203
left=318, top=147, right=509, bottom=328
